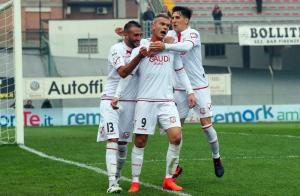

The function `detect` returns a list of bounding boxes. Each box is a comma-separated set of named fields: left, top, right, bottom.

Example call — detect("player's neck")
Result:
left=150, top=36, right=163, bottom=42
left=176, top=25, right=188, bottom=33
left=124, top=39, right=134, bottom=49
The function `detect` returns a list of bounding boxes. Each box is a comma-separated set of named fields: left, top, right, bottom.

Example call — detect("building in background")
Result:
left=0, top=0, right=138, bottom=47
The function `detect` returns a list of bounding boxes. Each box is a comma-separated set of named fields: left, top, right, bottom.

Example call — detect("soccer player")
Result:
left=97, top=21, right=147, bottom=193
left=149, top=6, right=224, bottom=178
left=112, top=14, right=196, bottom=193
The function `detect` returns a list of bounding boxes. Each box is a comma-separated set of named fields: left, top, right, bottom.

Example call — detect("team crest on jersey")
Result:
left=170, top=116, right=176, bottom=123
left=200, top=107, right=206, bottom=114
left=149, top=55, right=170, bottom=65
left=190, top=33, right=198, bottom=39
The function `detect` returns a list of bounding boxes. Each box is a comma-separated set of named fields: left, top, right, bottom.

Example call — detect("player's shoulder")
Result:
left=186, top=27, right=200, bottom=36
left=188, top=27, right=199, bottom=33
left=110, top=42, right=124, bottom=53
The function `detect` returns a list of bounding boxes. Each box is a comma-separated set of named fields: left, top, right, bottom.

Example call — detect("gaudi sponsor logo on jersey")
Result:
left=149, top=55, right=170, bottom=65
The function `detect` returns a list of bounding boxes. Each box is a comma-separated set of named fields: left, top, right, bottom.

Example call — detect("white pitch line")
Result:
left=19, top=145, right=191, bottom=196
left=219, top=131, right=300, bottom=139
left=88, top=155, right=300, bottom=166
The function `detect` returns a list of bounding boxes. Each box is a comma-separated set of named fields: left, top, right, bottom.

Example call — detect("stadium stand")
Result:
left=174, top=0, right=300, bottom=21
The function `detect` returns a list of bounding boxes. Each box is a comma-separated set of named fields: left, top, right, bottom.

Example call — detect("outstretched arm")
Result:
left=165, top=41, right=194, bottom=52
left=150, top=40, right=194, bottom=53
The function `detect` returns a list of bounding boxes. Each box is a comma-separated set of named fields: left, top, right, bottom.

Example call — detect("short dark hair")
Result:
left=124, top=21, right=141, bottom=32
left=154, top=13, right=170, bottom=21
left=172, top=6, right=192, bottom=20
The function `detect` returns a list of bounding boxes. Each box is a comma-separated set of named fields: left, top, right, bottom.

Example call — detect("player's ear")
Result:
left=123, top=31, right=128, bottom=37
left=184, top=18, right=189, bottom=25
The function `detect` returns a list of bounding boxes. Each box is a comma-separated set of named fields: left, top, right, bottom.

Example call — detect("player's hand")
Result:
left=138, top=47, right=148, bottom=58
left=149, top=41, right=165, bottom=50
left=163, top=36, right=175, bottom=44
left=147, top=48, right=159, bottom=57
left=111, top=97, right=119, bottom=110
left=148, top=41, right=163, bottom=57
left=187, top=93, right=196, bottom=108
left=115, top=27, right=124, bottom=36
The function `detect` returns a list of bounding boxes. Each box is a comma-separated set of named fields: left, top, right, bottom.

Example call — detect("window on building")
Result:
left=78, top=38, right=98, bottom=54
left=205, top=44, right=225, bottom=57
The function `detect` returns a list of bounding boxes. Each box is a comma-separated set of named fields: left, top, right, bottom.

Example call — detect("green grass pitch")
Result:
left=0, top=123, right=300, bottom=195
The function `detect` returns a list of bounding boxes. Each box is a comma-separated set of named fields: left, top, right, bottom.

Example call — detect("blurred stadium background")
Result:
left=0, top=0, right=300, bottom=195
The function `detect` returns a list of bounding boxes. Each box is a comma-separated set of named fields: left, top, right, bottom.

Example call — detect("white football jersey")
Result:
left=102, top=41, right=138, bottom=100
left=166, top=27, right=209, bottom=90
left=130, top=39, right=184, bottom=101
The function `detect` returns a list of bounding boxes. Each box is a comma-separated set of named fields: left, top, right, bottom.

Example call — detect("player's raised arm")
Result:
left=164, top=39, right=194, bottom=52
left=117, top=47, right=147, bottom=78
left=115, top=27, right=125, bottom=36
left=149, top=39, right=193, bottom=52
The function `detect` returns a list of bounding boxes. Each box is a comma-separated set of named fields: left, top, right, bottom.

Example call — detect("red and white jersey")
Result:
left=102, top=41, right=138, bottom=100
left=166, top=27, right=209, bottom=90
left=130, top=39, right=184, bottom=101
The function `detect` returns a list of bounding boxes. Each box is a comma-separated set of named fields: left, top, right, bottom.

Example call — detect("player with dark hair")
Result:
left=150, top=6, right=224, bottom=179
left=97, top=20, right=147, bottom=193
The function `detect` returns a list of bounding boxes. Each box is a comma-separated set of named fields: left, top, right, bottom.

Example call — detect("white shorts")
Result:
left=174, top=87, right=213, bottom=119
left=97, top=99, right=136, bottom=142
left=134, top=101, right=181, bottom=135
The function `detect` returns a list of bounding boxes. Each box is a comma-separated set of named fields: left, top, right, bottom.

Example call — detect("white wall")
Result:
left=49, top=19, right=136, bottom=59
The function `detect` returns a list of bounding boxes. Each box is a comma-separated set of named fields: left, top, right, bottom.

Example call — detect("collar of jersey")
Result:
left=178, top=26, right=191, bottom=36
left=122, top=41, right=133, bottom=53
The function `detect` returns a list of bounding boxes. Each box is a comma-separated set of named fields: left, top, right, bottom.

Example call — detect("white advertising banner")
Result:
left=0, top=105, right=299, bottom=127
left=24, top=76, right=107, bottom=99
left=208, top=74, right=231, bottom=95
left=238, top=25, right=300, bottom=46
left=24, top=74, right=231, bottom=100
